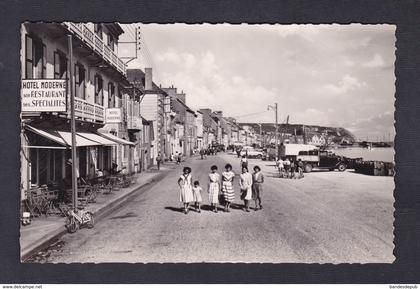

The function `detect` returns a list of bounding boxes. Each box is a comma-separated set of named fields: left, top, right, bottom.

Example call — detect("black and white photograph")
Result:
left=20, top=22, right=396, bottom=264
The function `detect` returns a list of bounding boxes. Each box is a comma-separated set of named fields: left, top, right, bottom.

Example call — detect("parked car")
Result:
left=239, top=146, right=254, bottom=156
left=241, top=146, right=263, bottom=159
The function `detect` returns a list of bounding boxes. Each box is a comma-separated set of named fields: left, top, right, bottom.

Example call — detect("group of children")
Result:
left=177, top=164, right=264, bottom=214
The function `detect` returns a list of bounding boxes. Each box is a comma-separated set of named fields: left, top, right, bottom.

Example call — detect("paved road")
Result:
left=46, top=152, right=395, bottom=263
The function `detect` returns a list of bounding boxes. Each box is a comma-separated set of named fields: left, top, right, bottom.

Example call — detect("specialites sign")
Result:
left=21, top=79, right=67, bottom=112
left=105, top=108, right=122, bottom=123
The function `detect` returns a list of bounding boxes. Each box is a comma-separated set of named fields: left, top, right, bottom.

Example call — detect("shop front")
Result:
left=99, top=132, right=136, bottom=174
left=21, top=124, right=118, bottom=200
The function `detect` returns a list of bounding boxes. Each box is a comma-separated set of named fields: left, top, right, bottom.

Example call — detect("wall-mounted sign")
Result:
left=21, top=79, right=67, bottom=112
left=105, top=108, right=122, bottom=123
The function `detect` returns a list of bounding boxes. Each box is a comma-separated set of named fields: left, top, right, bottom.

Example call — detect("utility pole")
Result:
left=268, top=103, right=279, bottom=161
left=258, top=123, right=263, bottom=147
left=275, top=103, right=278, bottom=161
left=68, top=35, right=77, bottom=210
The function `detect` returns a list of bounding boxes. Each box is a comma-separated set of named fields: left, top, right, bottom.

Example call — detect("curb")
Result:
left=21, top=167, right=173, bottom=261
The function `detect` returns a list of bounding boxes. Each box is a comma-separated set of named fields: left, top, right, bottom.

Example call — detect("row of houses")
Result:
left=19, top=22, right=257, bottom=200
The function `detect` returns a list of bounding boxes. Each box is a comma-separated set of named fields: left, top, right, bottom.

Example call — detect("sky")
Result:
left=119, top=24, right=396, bottom=141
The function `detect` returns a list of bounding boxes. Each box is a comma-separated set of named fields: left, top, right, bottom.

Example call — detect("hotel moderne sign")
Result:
left=21, top=79, right=67, bottom=112
left=105, top=108, right=122, bottom=123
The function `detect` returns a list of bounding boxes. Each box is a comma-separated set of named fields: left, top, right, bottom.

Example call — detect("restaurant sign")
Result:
left=21, top=79, right=67, bottom=112
left=105, top=108, right=122, bottom=123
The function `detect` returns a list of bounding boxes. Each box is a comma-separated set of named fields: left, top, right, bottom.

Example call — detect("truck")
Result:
left=278, top=143, right=348, bottom=173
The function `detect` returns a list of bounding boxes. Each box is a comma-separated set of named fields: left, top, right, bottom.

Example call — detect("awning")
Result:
left=25, top=125, right=119, bottom=147
left=77, top=132, right=117, bottom=146
left=100, top=133, right=136, bottom=146
left=25, top=125, right=67, bottom=146
left=57, top=131, right=100, bottom=147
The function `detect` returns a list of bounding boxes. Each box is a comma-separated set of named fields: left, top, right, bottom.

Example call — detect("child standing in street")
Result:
left=208, top=165, right=221, bottom=213
left=192, top=180, right=203, bottom=213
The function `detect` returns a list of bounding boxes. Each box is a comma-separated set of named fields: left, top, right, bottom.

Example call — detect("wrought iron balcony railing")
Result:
left=64, top=22, right=127, bottom=76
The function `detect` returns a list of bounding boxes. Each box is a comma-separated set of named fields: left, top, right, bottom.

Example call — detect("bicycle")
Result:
left=64, top=208, right=95, bottom=233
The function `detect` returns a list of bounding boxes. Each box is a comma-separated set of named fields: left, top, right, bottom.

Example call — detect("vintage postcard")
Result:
left=20, top=23, right=395, bottom=263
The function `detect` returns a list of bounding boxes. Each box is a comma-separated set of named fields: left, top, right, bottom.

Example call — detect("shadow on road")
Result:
left=230, top=203, right=245, bottom=210
left=164, top=206, right=184, bottom=213
left=199, top=204, right=214, bottom=211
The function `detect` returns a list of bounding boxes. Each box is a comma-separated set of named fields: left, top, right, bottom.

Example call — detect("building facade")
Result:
left=195, top=111, right=204, bottom=150
left=20, top=22, right=134, bottom=199
left=127, top=68, right=166, bottom=165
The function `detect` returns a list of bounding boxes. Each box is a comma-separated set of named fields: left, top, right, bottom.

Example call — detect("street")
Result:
left=45, top=152, right=395, bottom=263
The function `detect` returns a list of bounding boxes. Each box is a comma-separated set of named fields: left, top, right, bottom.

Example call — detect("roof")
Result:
left=126, top=69, right=167, bottom=96
left=176, top=98, right=196, bottom=114
left=104, top=23, right=125, bottom=37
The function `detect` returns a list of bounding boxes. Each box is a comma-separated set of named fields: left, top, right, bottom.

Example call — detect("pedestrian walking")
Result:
left=239, top=166, right=253, bottom=212
left=283, top=157, right=291, bottom=178
left=176, top=152, right=182, bottom=165
left=290, top=161, right=296, bottom=179
left=297, top=159, right=304, bottom=179
left=178, top=167, right=194, bottom=214
left=252, top=165, right=264, bottom=211
left=192, top=180, right=203, bottom=213
left=156, top=153, right=162, bottom=170
left=236, top=147, right=241, bottom=158
left=240, top=155, right=248, bottom=170
left=276, top=157, right=284, bottom=178
left=208, top=165, right=221, bottom=213
left=221, top=163, right=235, bottom=212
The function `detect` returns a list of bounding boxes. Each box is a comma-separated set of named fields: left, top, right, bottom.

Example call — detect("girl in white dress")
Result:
left=178, top=167, right=194, bottom=214
left=208, top=165, right=221, bottom=213
left=192, top=180, right=203, bottom=213
left=239, top=166, right=253, bottom=212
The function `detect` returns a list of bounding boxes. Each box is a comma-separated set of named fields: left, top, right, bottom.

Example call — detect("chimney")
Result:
left=145, top=68, right=153, bottom=91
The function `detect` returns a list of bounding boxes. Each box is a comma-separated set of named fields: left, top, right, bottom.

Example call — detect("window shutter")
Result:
left=26, top=36, right=33, bottom=61
left=25, top=35, right=33, bottom=78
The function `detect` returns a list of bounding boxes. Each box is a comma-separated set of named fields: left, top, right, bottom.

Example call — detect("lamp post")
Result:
left=268, top=103, right=278, bottom=161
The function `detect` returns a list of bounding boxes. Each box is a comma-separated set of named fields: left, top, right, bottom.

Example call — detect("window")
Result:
left=94, top=74, right=103, bottom=105
left=107, top=33, right=115, bottom=51
left=54, top=50, right=67, bottom=79
left=108, top=82, right=115, bottom=108
left=74, top=63, right=86, bottom=99
left=116, top=86, right=123, bottom=107
left=94, top=24, right=103, bottom=39
left=25, top=35, right=46, bottom=79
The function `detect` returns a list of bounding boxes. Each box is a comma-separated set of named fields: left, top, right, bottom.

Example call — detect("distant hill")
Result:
left=238, top=123, right=357, bottom=144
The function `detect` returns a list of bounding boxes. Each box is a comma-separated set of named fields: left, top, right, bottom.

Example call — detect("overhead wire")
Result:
left=233, top=110, right=269, bottom=119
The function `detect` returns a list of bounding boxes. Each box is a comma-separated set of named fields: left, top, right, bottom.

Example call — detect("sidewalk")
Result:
left=20, top=163, right=175, bottom=261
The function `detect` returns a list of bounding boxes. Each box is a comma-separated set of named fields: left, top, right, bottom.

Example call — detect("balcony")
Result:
left=74, top=97, right=104, bottom=123
left=127, top=115, right=142, bottom=131
left=64, top=22, right=127, bottom=76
